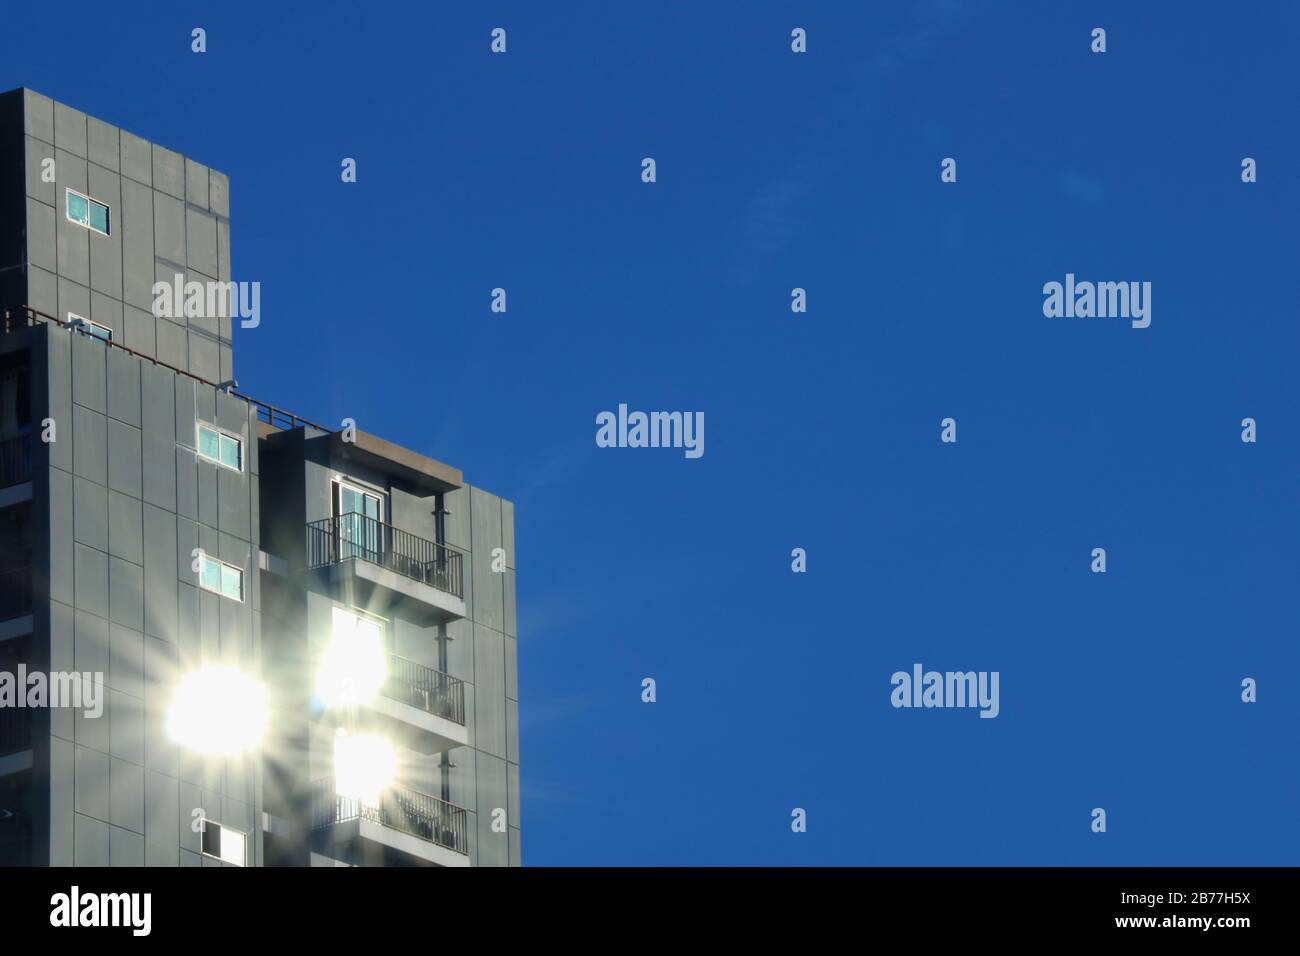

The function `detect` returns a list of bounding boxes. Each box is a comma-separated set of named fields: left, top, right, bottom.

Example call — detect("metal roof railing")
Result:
left=2, top=305, right=332, bottom=433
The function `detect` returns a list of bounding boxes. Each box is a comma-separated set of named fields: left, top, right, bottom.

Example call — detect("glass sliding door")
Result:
left=336, top=481, right=384, bottom=562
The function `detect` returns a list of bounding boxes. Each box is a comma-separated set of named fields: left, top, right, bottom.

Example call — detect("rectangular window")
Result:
left=198, top=424, right=220, bottom=461
left=67, top=314, right=111, bottom=343
left=199, top=557, right=221, bottom=592
left=219, top=433, right=241, bottom=470
left=66, top=191, right=88, bottom=226
left=197, top=423, right=243, bottom=472
left=88, top=201, right=109, bottom=235
left=199, top=554, right=243, bottom=602
left=65, top=188, right=110, bottom=236
left=201, top=821, right=246, bottom=866
left=220, top=563, right=243, bottom=601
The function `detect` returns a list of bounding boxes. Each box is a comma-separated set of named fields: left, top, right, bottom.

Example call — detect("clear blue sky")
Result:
left=8, top=1, right=1297, bottom=864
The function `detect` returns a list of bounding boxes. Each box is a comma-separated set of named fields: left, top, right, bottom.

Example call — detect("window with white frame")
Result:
left=199, top=554, right=244, bottom=602
left=197, top=423, right=242, bottom=471
left=66, top=188, right=110, bottom=236
left=201, top=820, right=246, bottom=866
left=67, top=313, right=112, bottom=342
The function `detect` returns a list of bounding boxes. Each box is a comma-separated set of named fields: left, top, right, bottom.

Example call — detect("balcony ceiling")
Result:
left=328, top=431, right=462, bottom=493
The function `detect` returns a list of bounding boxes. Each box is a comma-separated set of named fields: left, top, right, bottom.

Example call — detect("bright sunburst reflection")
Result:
left=165, top=666, right=267, bottom=755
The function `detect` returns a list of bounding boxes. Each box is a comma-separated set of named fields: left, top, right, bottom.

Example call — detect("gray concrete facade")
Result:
left=258, top=427, right=520, bottom=866
left=0, top=88, right=518, bottom=867
left=2, top=88, right=233, bottom=383
left=27, top=323, right=263, bottom=867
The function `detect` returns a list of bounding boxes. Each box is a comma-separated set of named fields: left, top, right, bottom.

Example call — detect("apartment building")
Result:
left=0, top=87, right=520, bottom=866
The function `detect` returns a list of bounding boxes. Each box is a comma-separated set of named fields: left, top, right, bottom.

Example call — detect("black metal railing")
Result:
left=0, top=435, right=30, bottom=488
left=0, top=705, right=30, bottom=757
left=0, top=567, right=32, bottom=621
left=3, top=306, right=332, bottom=433
left=306, top=514, right=465, bottom=599
left=247, top=398, right=329, bottom=433
left=311, top=778, right=469, bottom=855
left=383, top=655, right=466, bottom=725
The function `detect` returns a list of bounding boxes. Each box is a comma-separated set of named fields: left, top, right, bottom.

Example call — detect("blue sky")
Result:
left=8, top=1, right=1298, bottom=864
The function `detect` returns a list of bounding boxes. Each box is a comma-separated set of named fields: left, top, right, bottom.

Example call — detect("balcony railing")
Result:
left=311, top=778, right=469, bottom=856
left=0, top=435, right=30, bottom=489
left=0, top=567, right=32, bottom=621
left=383, top=655, right=466, bottom=725
left=306, top=514, right=464, bottom=600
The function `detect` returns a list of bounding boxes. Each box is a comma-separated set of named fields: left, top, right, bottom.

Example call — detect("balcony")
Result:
left=358, top=655, right=468, bottom=755
left=384, top=655, right=466, bottom=723
left=311, top=778, right=470, bottom=867
left=306, top=515, right=467, bottom=623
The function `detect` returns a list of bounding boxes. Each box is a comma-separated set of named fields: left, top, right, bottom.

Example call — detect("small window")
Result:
left=220, top=563, right=243, bottom=601
left=198, top=425, right=220, bottom=461
left=66, top=191, right=88, bottom=225
left=67, top=314, right=112, bottom=343
left=88, top=201, right=109, bottom=235
left=199, top=554, right=243, bottom=602
left=219, top=433, right=241, bottom=470
left=201, top=820, right=246, bottom=866
left=197, top=423, right=242, bottom=472
left=66, top=188, right=110, bottom=236
left=200, top=556, right=221, bottom=592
